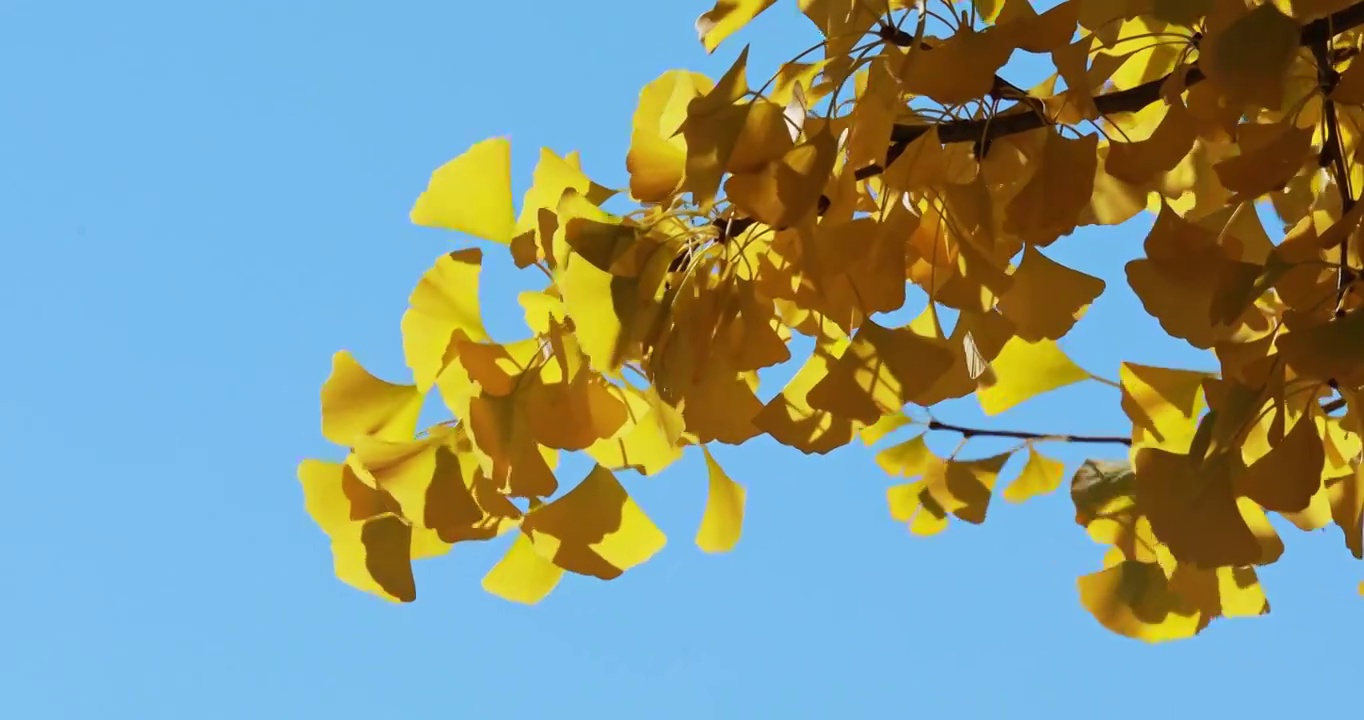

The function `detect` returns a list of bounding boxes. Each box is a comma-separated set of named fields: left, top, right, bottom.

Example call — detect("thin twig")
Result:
left=927, top=419, right=1133, bottom=446
left=1312, top=30, right=1356, bottom=314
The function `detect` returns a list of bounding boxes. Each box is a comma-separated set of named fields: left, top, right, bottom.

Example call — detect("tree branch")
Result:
left=927, top=419, right=1133, bottom=446
left=860, top=2, right=1364, bottom=179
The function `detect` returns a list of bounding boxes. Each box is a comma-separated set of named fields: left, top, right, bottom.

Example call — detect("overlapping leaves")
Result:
left=301, top=0, right=1364, bottom=640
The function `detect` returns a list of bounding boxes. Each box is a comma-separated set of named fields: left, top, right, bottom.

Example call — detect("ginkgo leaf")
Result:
left=887, top=479, right=951, bottom=536
left=1277, top=308, right=1364, bottom=387
left=696, top=446, right=746, bottom=553
left=522, top=464, right=668, bottom=578
left=874, top=433, right=937, bottom=477
left=410, top=136, right=515, bottom=243
left=1199, top=2, right=1301, bottom=109
left=465, top=390, right=560, bottom=498
left=1004, top=129, right=1098, bottom=245
left=1119, top=363, right=1211, bottom=453
left=331, top=514, right=419, bottom=603
left=807, top=319, right=957, bottom=424
left=1213, top=122, right=1314, bottom=200
left=1237, top=413, right=1325, bottom=513
left=320, top=351, right=424, bottom=446
left=681, top=47, right=752, bottom=207
left=924, top=453, right=1010, bottom=524
left=628, top=70, right=715, bottom=203
left=482, top=532, right=564, bottom=605
left=1004, top=446, right=1066, bottom=503
left=997, top=246, right=1105, bottom=341
left=585, top=386, right=685, bottom=475
left=1104, top=100, right=1199, bottom=186
left=862, top=412, right=913, bottom=447
left=899, top=27, right=1015, bottom=105
left=695, top=0, right=777, bottom=53
left=996, top=0, right=1080, bottom=53
left=977, top=337, right=1089, bottom=415
left=1136, top=449, right=1276, bottom=568
left=1078, top=560, right=1203, bottom=643
left=402, top=249, right=491, bottom=391
left=725, top=126, right=838, bottom=228
left=754, top=336, right=861, bottom=454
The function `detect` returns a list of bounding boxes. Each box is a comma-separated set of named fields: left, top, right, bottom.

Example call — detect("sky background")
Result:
left=2, top=0, right=1362, bottom=717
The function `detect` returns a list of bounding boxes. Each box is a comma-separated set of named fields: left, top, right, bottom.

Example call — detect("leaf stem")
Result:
left=927, top=419, right=1132, bottom=446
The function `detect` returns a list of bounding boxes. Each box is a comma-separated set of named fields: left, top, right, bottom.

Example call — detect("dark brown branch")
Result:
left=927, top=419, right=1133, bottom=446
left=867, top=2, right=1364, bottom=176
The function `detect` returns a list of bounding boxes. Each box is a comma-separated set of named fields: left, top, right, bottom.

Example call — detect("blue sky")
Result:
left=2, top=0, right=1361, bottom=717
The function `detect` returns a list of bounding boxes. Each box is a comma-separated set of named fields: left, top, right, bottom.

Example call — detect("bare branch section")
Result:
left=927, top=419, right=1133, bottom=446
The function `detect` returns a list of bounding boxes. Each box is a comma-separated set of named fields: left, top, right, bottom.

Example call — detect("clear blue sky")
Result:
left=2, top=1, right=1361, bottom=717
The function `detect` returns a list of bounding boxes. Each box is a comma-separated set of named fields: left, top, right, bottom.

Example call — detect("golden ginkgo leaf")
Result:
left=319, top=351, right=424, bottom=447
left=627, top=70, right=714, bottom=203
left=1199, top=2, right=1301, bottom=109
left=522, top=465, right=668, bottom=579
left=402, top=249, right=491, bottom=391
left=695, top=0, right=776, bottom=53
left=977, top=337, right=1089, bottom=416
left=695, top=446, right=746, bottom=553
left=1003, top=446, right=1066, bottom=503
left=1078, top=560, right=1203, bottom=643
left=410, top=136, right=516, bottom=243
left=997, top=245, right=1106, bottom=341
left=887, top=479, right=951, bottom=537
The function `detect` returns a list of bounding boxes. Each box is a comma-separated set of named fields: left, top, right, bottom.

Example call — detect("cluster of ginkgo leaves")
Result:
left=298, top=0, right=1364, bottom=643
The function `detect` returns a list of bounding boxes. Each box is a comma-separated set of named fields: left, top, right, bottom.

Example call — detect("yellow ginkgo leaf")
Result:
left=899, top=26, right=1014, bottom=105
left=410, top=136, right=515, bottom=243
left=1119, top=363, right=1211, bottom=453
left=997, top=245, right=1106, bottom=341
left=627, top=70, right=714, bottom=203
left=1277, top=308, right=1364, bottom=388
left=1213, top=122, right=1314, bottom=200
left=1004, top=129, right=1098, bottom=246
left=807, top=318, right=957, bottom=424
left=320, top=351, right=424, bottom=446
left=995, top=0, right=1080, bottom=53
left=874, top=433, right=936, bottom=477
left=753, top=336, right=862, bottom=454
left=1078, top=560, right=1203, bottom=643
left=331, top=514, right=419, bottom=603
left=887, top=479, right=951, bottom=536
left=522, top=465, right=668, bottom=579
left=1003, top=446, right=1066, bottom=503
left=861, top=412, right=913, bottom=447
left=465, top=391, right=560, bottom=498
left=1237, top=413, right=1325, bottom=513
left=695, top=0, right=777, bottom=53
left=977, top=337, right=1089, bottom=416
left=924, top=453, right=1010, bottom=524
left=482, top=531, right=564, bottom=605
left=1135, top=449, right=1273, bottom=568
left=695, top=446, right=746, bottom=553
left=298, top=459, right=400, bottom=536
left=725, top=126, right=838, bottom=229
left=1199, top=2, right=1301, bottom=109
left=585, top=386, right=685, bottom=475
left=1104, top=100, right=1198, bottom=186
left=401, top=249, right=491, bottom=391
